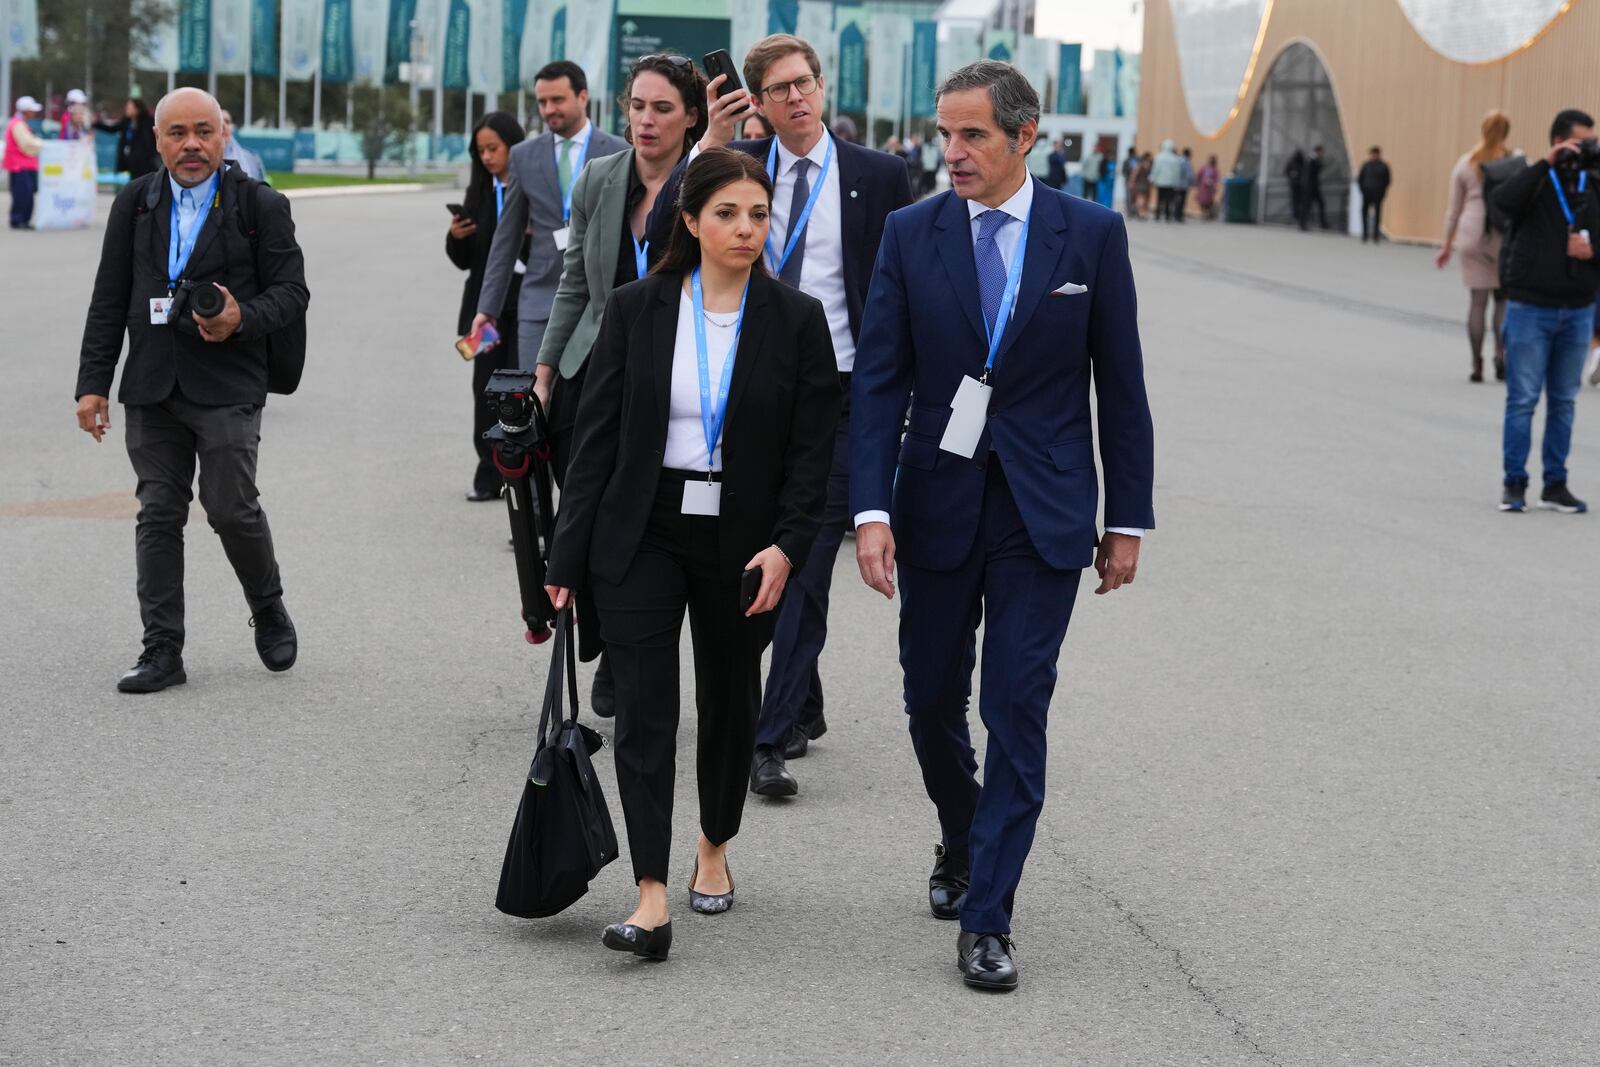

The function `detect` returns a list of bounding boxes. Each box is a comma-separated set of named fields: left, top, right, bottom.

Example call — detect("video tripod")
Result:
left=482, top=369, right=558, bottom=645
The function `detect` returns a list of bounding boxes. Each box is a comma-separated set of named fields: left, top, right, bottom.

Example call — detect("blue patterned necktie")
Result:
left=975, top=209, right=1011, bottom=335
left=779, top=157, right=812, bottom=287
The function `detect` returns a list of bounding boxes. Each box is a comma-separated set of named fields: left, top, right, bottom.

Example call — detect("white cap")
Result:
left=66, top=89, right=87, bottom=105
left=16, top=96, right=42, bottom=112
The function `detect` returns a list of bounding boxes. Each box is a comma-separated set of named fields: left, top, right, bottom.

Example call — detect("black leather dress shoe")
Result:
left=750, top=747, right=798, bottom=797
left=957, top=931, right=1018, bottom=991
left=601, top=920, right=672, bottom=960
left=929, top=842, right=969, bottom=920
left=590, top=653, right=615, bottom=718
left=249, top=604, right=298, bottom=672
left=117, top=643, right=186, bottom=693
left=466, top=485, right=500, bottom=502
left=688, top=857, right=735, bottom=914
left=784, top=714, right=828, bottom=759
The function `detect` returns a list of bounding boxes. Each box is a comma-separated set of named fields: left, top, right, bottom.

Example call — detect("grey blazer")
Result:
left=538, top=149, right=639, bottom=379
left=477, top=124, right=628, bottom=323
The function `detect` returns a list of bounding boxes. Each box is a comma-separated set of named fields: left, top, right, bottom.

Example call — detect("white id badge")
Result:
left=551, top=226, right=571, bottom=252
left=149, top=297, right=173, bottom=325
left=682, top=480, right=721, bottom=516
left=939, top=375, right=992, bottom=459
left=513, top=258, right=528, bottom=275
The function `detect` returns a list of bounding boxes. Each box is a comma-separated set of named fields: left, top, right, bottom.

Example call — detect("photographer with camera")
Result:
left=75, top=88, right=310, bottom=692
left=1491, top=109, right=1600, bottom=514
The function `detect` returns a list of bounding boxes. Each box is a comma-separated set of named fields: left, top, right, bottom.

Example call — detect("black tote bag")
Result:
left=495, top=608, right=619, bottom=918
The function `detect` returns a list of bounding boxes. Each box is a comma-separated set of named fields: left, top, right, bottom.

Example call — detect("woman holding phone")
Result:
left=543, top=148, right=839, bottom=961
left=447, top=111, right=527, bottom=501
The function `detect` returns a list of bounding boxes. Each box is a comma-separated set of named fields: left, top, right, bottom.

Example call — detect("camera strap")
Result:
left=167, top=171, right=221, bottom=293
left=1549, top=169, right=1587, bottom=230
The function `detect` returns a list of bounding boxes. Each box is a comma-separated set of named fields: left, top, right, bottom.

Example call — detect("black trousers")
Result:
left=124, top=395, right=284, bottom=650
left=1361, top=194, right=1384, bottom=241
left=546, top=362, right=604, bottom=662
left=470, top=318, right=516, bottom=494
left=591, top=470, right=774, bottom=884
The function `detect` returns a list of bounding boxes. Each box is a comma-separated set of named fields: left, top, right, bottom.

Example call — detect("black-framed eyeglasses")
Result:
left=758, top=73, right=820, bottom=103
left=634, top=54, right=692, bottom=71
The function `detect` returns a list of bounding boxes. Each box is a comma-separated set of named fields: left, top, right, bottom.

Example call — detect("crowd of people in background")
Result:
left=5, top=90, right=159, bottom=229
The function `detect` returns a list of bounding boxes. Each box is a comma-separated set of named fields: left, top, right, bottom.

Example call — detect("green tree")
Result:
left=12, top=0, right=174, bottom=111
left=354, top=86, right=414, bottom=178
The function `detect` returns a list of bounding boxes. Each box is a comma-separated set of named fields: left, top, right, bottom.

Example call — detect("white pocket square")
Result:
left=1051, top=282, right=1088, bottom=296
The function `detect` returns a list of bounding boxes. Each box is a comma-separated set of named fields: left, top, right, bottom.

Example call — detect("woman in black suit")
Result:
left=93, top=98, right=158, bottom=178
left=446, top=111, right=527, bottom=502
left=544, top=148, right=839, bottom=961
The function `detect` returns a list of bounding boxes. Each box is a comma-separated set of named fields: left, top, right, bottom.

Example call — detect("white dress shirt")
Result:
left=854, top=174, right=1145, bottom=539
left=664, top=290, right=738, bottom=471
left=771, top=130, right=854, bottom=372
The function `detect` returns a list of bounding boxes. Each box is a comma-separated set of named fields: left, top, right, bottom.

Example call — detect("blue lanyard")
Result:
left=1549, top=169, right=1588, bottom=229
left=494, top=177, right=505, bottom=221
left=981, top=208, right=1032, bottom=380
left=689, top=267, right=750, bottom=471
left=168, top=173, right=220, bottom=292
left=632, top=234, right=649, bottom=279
left=764, top=134, right=834, bottom=276
left=559, top=133, right=589, bottom=223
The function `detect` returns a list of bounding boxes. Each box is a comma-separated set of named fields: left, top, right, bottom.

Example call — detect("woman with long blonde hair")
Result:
left=1437, top=109, right=1516, bottom=381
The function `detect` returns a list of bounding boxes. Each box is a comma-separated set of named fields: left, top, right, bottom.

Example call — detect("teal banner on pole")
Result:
left=504, top=0, right=527, bottom=91
left=551, top=6, right=566, bottom=60
left=385, top=0, right=416, bottom=83
left=835, top=6, right=865, bottom=113
left=910, top=19, right=935, bottom=117
left=769, top=0, right=797, bottom=35
left=178, top=0, right=212, bottom=73
left=442, top=0, right=471, bottom=88
left=251, top=0, right=278, bottom=76
left=1056, top=43, right=1082, bottom=114
left=322, top=0, right=355, bottom=83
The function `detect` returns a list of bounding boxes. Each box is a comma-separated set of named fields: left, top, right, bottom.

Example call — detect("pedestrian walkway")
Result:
left=1, top=195, right=1595, bottom=1063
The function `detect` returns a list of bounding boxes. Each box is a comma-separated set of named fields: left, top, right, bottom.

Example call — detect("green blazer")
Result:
left=538, top=148, right=640, bottom=379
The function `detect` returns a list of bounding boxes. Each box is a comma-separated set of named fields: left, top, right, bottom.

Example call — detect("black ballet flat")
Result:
left=600, top=920, right=672, bottom=960
left=688, top=858, right=735, bottom=915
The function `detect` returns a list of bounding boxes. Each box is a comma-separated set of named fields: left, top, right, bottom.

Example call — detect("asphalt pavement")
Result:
left=2, top=193, right=1597, bottom=1065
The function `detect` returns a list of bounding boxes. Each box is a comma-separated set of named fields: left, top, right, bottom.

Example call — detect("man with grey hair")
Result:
left=851, top=60, right=1155, bottom=991
left=75, top=87, right=309, bottom=693
left=221, top=109, right=267, bottom=182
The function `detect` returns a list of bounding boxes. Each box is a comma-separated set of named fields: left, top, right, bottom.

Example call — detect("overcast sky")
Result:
left=1035, top=0, right=1145, bottom=61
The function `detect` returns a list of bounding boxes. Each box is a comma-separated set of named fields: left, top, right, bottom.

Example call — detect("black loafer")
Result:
left=466, top=486, right=500, bottom=502
left=784, top=713, right=829, bottom=759
left=750, top=747, right=798, bottom=797
left=590, top=653, right=615, bottom=719
left=601, top=920, right=672, bottom=960
left=249, top=604, right=298, bottom=672
left=957, top=931, right=1018, bottom=991
left=929, top=843, right=969, bottom=920
left=117, top=642, right=186, bottom=693
left=688, top=857, right=735, bottom=915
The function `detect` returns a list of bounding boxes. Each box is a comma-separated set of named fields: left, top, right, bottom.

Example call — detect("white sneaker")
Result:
left=1587, top=343, right=1600, bottom=387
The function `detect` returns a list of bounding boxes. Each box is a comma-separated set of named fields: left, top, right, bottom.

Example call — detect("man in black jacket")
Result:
left=1357, top=146, right=1391, bottom=243
left=1491, top=108, right=1600, bottom=515
left=75, top=87, right=310, bottom=692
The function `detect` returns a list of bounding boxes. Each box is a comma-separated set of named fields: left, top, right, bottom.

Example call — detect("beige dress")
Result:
left=1443, top=152, right=1504, bottom=291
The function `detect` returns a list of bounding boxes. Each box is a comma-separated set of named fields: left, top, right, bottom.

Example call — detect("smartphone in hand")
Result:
left=703, top=50, right=746, bottom=98
left=454, top=322, right=500, bottom=361
left=741, top=566, right=763, bottom=611
left=445, top=202, right=465, bottom=217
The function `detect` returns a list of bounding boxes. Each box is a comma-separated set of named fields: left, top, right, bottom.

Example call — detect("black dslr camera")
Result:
left=482, top=370, right=559, bottom=644
left=168, top=280, right=226, bottom=325
left=1555, top=138, right=1600, bottom=176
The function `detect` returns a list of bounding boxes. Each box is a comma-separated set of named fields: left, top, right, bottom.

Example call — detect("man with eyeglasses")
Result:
left=651, top=34, right=913, bottom=799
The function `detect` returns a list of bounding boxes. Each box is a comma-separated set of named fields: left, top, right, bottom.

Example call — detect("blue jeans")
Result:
left=1502, top=300, right=1591, bottom=486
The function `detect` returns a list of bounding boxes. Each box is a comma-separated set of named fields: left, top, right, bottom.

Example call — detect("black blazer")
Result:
left=545, top=270, right=841, bottom=590
left=446, top=186, right=529, bottom=335
left=647, top=132, right=913, bottom=345
left=93, top=116, right=159, bottom=177
left=76, top=166, right=310, bottom=406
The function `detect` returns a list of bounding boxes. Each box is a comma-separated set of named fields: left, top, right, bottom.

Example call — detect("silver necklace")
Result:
left=701, top=309, right=739, bottom=328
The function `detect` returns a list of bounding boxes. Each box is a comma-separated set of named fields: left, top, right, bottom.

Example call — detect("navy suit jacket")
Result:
left=648, top=132, right=913, bottom=345
left=849, top=179, right=1155, bottom=572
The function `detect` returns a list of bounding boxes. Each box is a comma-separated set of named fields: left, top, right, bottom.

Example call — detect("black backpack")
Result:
left=1480, top=155, right=1527, bottom=237
left=135, top=170, right=308, bottom=394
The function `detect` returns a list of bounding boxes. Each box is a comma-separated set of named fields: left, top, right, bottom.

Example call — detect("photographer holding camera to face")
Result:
left=75, top=87, right=310, bottom=693
left=1491, top=108, right=1600, bottom=515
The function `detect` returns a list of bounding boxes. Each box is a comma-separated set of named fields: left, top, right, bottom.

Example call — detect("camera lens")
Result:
left=190, top=283, right=225, bottom=318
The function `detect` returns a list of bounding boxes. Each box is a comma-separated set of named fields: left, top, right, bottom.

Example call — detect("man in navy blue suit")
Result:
left=850, top=60, right=1155, bottom=992
left=660, top=34, right=914, bottom=798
